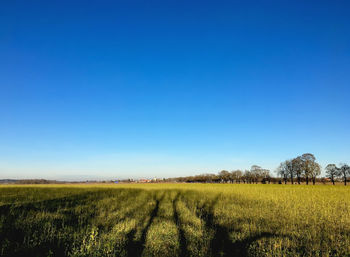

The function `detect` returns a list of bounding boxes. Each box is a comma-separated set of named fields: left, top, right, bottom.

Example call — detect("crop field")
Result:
left=1, top=184, right=350, bottom=257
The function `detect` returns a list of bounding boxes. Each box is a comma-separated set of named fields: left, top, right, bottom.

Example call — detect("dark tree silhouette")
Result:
left=325, top=164, right=338, bottom=185
left=339, top=164, right=350, bottom=186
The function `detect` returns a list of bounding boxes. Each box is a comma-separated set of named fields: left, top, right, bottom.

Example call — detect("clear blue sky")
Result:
left=1, top=1, right=349, bottom=180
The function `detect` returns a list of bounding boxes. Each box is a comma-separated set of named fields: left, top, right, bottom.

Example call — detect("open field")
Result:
left=1, top=184, right=350, bottom=257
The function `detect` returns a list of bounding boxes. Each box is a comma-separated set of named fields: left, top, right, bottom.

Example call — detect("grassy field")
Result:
left=1, top=184, right=350, bottom=257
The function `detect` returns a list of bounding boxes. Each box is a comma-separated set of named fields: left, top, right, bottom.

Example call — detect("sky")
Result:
left=1, top=1, right=349, bottom=180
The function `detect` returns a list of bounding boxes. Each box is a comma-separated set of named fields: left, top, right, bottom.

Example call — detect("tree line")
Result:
left=166, top=153, right=350, bottom=185
left=167, top=165, right=273, bottom=184
left=277, top=153, right=349, bottom=185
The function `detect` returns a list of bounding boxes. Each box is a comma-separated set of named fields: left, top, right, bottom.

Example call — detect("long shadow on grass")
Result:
left=172, top=192, right=189, bottom=257
left=0, top=190, right=102, bottom=257
left=0, top=189, right=143, bottom=257
left=196, top=194, right=275, bottom=257
left=210, top=225, right=273, bottom=257
left=126, top=192, right=165, bottom=256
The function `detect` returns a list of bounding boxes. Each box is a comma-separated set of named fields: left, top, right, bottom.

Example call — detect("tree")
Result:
left=251, top=165, right=265, bottom=184
left=310, top=162, right=321, bottom=185
left=277, top=162, right=288, bottom=184
left=279, top=159, right=296, bottom=184
left=243, top=170, right=253, bottom=184
left=231, top=170, right=243, bottom=183
left=338, top=164, right=350, bottom=186
left=300, top=153, right=314, bottom=185
left=261, top=169, right=271, bottom=184
left=325, top=164, right=338, bottom=185
left=219, top=170, right=230, bottom=183
left=289, top=158, right=300, bottom=184
left=236, top=170, right=243, bottom=183
left=299, top=153, right=320, bottom=185
left=292, top=157, right=303, bottom=184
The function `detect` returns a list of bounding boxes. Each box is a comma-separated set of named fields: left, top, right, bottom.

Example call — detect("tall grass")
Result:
left=0, top=184, right=349, bottom=256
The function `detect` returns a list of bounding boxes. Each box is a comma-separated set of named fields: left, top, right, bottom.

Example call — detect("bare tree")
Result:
left=338, top=164, right=350, bottom=186
left=243, top=170, right=253, bottom=184
left=325, top=164, right=338, bottom=185
left=231, top=170, right=243, bottom=183
left=219, top=170, right=230, bottom=183
left=280, top=159, right=296, bottom=184
left=261, top=169, right=271, bottom=184
left=277, top=162, right=288, bottom=184
left=250, top=165, right=259, bottom=184
left=251, top=165, right=268, bottom=184
left=290, top=158, right=300, bottom=184
left=293, top=157, right=303, bottom=184
left=300, top=153, right=319, bottom=185
left=310, top=162, right=321, bottom=185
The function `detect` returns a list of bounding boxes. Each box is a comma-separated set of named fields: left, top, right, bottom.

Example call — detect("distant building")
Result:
left=138, top=179, right=151, bottom=183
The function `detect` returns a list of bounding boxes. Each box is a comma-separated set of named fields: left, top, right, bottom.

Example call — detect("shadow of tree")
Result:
left=211, top=225, right=274, bottom=257
left=0, top=189, right=143, bottom=257
left=172, top=192, right=189, bottom=257
left=1, top=189, right=291, bottom=257
left=126, top=192, right=165, bottom=256
left=194, top=193, right=282, bottom=257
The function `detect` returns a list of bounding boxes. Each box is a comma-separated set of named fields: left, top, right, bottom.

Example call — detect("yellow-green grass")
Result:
left=1, top=184, right=350, bottom=256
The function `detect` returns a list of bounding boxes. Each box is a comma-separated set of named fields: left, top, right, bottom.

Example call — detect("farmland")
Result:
left=1, top=184, right=350, bottom=257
